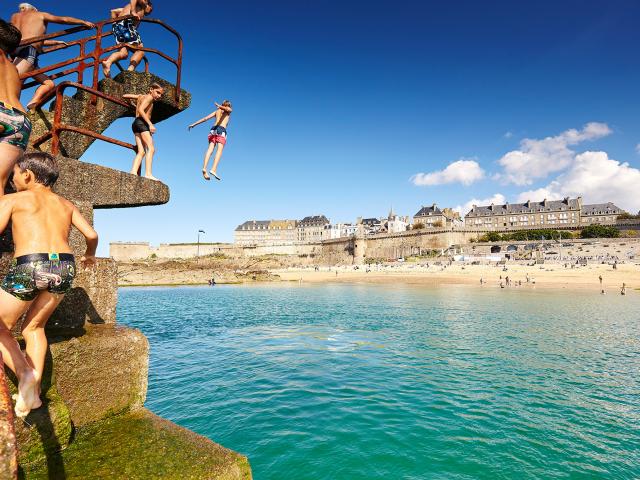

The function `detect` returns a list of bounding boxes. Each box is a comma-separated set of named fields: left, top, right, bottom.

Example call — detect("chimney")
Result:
left=543, top=198, right=548, bottom=207
left=564, top=196, right=569, bottom=205
left=490, top=203, right=494, bottom=211
left=526, top=199, right=530, bottom=208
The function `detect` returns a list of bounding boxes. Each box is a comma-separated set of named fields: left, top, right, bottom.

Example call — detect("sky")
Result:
left=5, top=0, right=640, bottom=255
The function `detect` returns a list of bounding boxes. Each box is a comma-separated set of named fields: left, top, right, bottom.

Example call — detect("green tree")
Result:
left=580, top=225, right=620, bottom=238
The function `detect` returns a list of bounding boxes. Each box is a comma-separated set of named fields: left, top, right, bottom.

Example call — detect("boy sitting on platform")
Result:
left=0, top=152, right=98, bottom=418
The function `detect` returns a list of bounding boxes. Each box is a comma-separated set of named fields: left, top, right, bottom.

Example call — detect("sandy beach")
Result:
left=274, top=262, right=639, bottom=292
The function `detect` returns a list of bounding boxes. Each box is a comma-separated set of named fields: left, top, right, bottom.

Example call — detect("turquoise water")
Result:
left=118, top=284, right=640, bottom=479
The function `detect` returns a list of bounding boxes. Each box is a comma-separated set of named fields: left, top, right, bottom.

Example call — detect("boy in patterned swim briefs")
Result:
left=0, top=152, right=98, bottom=418
left=0, top=19, right=31, bottom=195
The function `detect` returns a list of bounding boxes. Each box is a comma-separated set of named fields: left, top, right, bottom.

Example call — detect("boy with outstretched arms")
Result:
left=0, top=152, right=98, bottom=418
left=188, top=100, right=232, bottom=181
left=102, top=0, right=153, bottom=77
left=0, top=19, right=31, bottom=195
left=123, top=82, right=164, bottom=180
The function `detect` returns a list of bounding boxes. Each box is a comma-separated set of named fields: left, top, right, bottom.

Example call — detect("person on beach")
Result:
left=188, top=100, right=233, bottom=181
left=0, top=19, right=32, bottom=195
left=599, top=275, right=603, bottom=286
left=101, top=0, right=153, bottom=77
left=123, top=82, right=164, bottom=180
left=621, top=283, right=626, bottom=296
left=10, top=3, right=95, bottom=110
left=0, top=152, right=98, bottom=418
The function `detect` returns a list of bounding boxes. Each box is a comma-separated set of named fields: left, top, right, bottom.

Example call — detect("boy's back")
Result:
left=6, top=189, right=74, bottom=256
left=0, top=55, right=23, bottom=112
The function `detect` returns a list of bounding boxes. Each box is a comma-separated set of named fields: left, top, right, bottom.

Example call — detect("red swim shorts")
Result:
left=208, top=133, right=227, bottom=145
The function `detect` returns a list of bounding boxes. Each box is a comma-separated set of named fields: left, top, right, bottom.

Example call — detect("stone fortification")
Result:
left=0, top=71, right=251, bottom=479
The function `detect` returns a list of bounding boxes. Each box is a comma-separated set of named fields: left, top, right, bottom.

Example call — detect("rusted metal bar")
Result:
left=19, top=15, right=183, bottom=160
left=19, top=16, right=183, bottom=102
left=31, top=131, right=53, bottom=149
left=55, top=126, right=136, bottom=153
left=0, top=352, right=18, bottom=480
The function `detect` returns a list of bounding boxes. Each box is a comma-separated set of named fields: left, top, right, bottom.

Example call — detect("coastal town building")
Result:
left=360, top=217, right=383, bottom=235
left=413, top=203, right=457, bottom=228
left=580, top=203, right=624, bottom=225
left=385, top=209, right=410, bottom=233
left=325, top=223, right=358, bottom=239
left=464, top=197, right=626, bottom=230
left=297, top=215, right=330, bottom=243
left=234, top=219, right=298, bottom=246
left=464, top=197, right=583, bottom=230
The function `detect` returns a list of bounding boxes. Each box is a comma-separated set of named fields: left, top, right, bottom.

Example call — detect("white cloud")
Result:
left=454, top=193, right=506, bottom=217
left=516, top=151, right=640, bottom=213
left=496, top=122, right=612, bottom=186
left=412, top=158, right=485, bottom=187
left=504, top=131, right=513, bottom=139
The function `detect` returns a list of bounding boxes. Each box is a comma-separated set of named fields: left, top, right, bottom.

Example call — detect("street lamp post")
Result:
left=197, top=229, right=205, bottom=263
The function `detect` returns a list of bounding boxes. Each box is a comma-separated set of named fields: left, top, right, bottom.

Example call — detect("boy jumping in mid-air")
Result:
left=123, top=82, right=164, bottom=180
left=188, top=100, right=232, bottom=181
left=0, top=19, right=32, bottom=195
left=0, top=152, right=98, bottom=418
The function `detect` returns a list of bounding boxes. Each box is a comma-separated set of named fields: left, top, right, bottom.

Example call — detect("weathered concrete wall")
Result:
left=362, top=230, right=482, bottom=260
left=110, top=241, right=321, bottom=261
left=55, top=156, right=170, bottom=209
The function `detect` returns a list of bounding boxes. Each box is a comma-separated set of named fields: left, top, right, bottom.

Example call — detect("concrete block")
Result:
left=47, top=258, right=118, bottom=331
left=54, top=156, right=170, bottom=208
left=21, top=409, right=251, bottom=479
left=48, top=325, right=149, bottom=428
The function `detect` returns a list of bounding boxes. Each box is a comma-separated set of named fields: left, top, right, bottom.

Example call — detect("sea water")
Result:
left=118, top=284, right=640, bottom=479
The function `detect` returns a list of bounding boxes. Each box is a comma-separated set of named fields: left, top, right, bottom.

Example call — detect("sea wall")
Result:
left=110, top=241, right=321, bottom=261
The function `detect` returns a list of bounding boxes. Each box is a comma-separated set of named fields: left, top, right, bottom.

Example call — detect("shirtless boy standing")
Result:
left=123, top=82, right=164, bottom=180
left=0, top=152, right=98, bottom=418
left=10, top=3, right=95, bottom=110
left=188, top=100, right=233, bottom=181
left=0, top=19, right=31, bottom=195
left=102, top=0, right=153, bottom=77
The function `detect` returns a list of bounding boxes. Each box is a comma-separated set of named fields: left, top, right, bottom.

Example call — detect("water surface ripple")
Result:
left=118, top=284, right=640, bottom=479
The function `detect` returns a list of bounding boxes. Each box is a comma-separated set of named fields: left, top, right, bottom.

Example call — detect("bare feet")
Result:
left=202, top=169, right=210, bottom=180
left=145, top=174, right=159, bottom=181
left=210, top=170, right=221, bottom=181
left=26, top=101, right=37, bottom=112
left=101, top=60, right=111, bottom=78
left=15, top=369, right=41, bottom=418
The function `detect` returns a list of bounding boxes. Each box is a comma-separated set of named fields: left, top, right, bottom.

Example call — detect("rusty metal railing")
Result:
left=0, top=352, right=18, bottom=480
left=19, top=15, right=183, bottom=103
left=31, top=81, right=137, bottom=156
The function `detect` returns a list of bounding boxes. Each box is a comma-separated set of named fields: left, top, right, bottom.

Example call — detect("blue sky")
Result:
left=5, top=0, right=640, bottom=255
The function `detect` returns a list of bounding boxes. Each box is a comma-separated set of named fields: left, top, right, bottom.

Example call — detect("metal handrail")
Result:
left=31, top=81, right=137, bottom=156
left=0, top=352, right=17, bottom=480
left=19, top=15, right=183, bottom=103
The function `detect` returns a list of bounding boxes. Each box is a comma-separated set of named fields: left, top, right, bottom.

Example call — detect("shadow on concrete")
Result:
left=11, top=351, right=67, bottom=479
left=47, top=287, right=106, bottom=336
